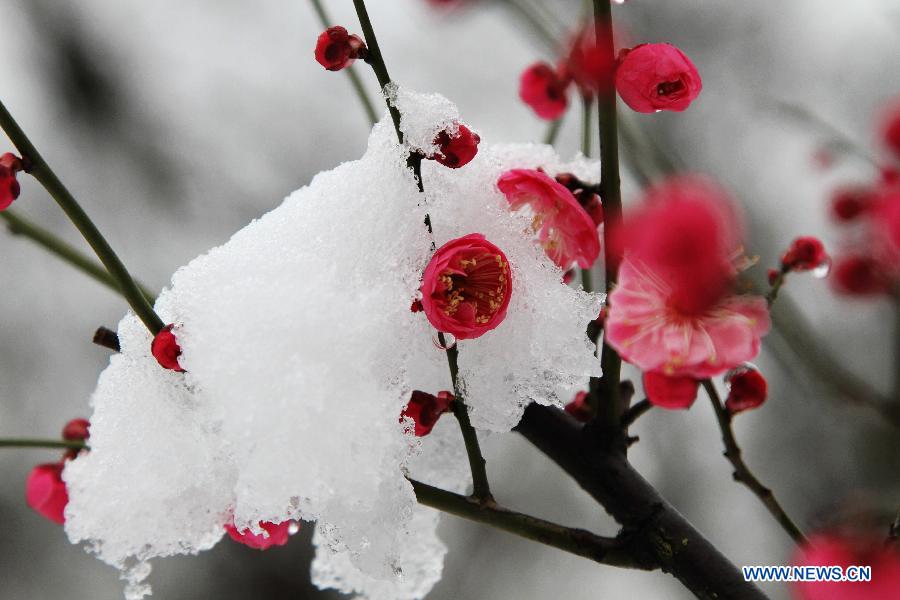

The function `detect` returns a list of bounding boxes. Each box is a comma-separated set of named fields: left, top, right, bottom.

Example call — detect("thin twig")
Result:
left=350, top=0, right=403, bottom=143
left=543, top=117, right=563, bottom=146
left=348, top=0, right=491, bottom=501
left=443, top=339, right=493, bottom=503
left=1, top=209, right=156, bottom=303
left=592, top=0, right=624, bottom=427
left=0, top=438, right=86, bottom=450
left=93, top=326, right=121, bottom=352
left=621, top=399, right=652, bottom=429
left=0, top=100, right=164, bottom=334
left=702, top=379, right=808, bottom=545
left=765, top=267, right=787, bottom=307
left=410, top=477, right=644, bottom=568
left=309, top=0, right=379, bottom=125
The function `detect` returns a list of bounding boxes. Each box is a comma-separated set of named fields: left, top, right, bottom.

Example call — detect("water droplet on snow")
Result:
left=812, top=257, right=832, bottom=279
left=432, top=332, right=457, bottom=350
left=288, top=522, right=300, bottom=535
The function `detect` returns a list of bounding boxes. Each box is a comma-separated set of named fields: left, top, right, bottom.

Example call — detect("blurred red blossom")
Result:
left=792, top=532, right=900, bottom=600
left=519, top=63, right=570, bottom=121
left=0, top=152, right=23, bottom=211
left=26, top=462, right=68, bottom=525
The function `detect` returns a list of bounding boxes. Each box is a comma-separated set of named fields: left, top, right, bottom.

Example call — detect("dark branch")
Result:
left=93, top=326, right=121, bottom=352
left=516, top=403, right=769, bottom=599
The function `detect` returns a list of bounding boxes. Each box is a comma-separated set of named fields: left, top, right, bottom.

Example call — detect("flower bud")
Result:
left=724, top=367, right=767, bottom=415
left=832, top=255, right=887, bottom=296
left=314, top=26, right=366, bottom=72
left=615, top=43, right=702, bottom=113
left=151, top=324, right=185, bottom=372
left=0, top=152, right=23, bottom=211
left=830, top=186, right=873, bottom=222
left=225, top=520, right=296, bottom=550
left=563, top=390, right=592, bottom=422
left=25, top=462, right=68, bottom=524
left=780, top=236, right=829, bottom=271
left=519, top=62, right=569, bottom=120
left=401, top=390, right=454, bottom=436
left=62, top=418, right=90, bottom=442
left=432, top=124, right=480, bottom=169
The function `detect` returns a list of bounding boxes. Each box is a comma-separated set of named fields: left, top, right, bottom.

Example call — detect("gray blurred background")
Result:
left=1, top=1, right=898, bottom=598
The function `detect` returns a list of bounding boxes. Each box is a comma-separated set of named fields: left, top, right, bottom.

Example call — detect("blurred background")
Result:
left=1, top=0, right=898, bottom=598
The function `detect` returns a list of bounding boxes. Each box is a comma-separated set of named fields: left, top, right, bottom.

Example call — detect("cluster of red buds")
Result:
left=519, top=31, right=702, bottom=120
left=25, top=418, right=90, bottom=524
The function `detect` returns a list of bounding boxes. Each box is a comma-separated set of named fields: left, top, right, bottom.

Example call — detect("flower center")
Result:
left=439, top=251, right=509, bottom=324
left=657, top=80, right=685, bottom=97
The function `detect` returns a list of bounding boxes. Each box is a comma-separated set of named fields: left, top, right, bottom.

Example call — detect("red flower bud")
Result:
left=724, top=368, right=767, bottom=415
left=615, top=43, right=702, bottom=113
left=225, top=520, right=296, bottom=550
left=767, top=268, right=780, bottom=286
left=25, top=462, right=68, bottom=524
left=879, top=101, right=900, bottom=161
left=419, top=234, right=512, bottom=340
left=401, top=390, right=455, bottom=436
left=0, top=152, right=23, bottom=211
left=151, top=324, right=185, bottom=372
left=830, top=186, right=873, bottom=222
left=432, top=124, right=480, bottom=169
left=314, top=26, right=366, bottom=72
left=780, top=236, right=829, bottom=271
left=519, top=62, right=569, bottom=121
left=642, top=371, right=698, bottom=409
left=62, top=418, right=90, bottom=442
left=563, top=29, right=616, bottom=95
left=831, top=255, right=888, bottom=296
left=564, top=390, right=592, bottom=422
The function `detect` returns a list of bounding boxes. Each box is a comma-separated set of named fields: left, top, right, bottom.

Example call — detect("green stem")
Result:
left=592, top=0, right=624, bottom=429
left=581, top=94, right=593, bottom=158
left=1, top=209, right=156, bottom=303
left=350, top=0, right=403, bottom=143
left=309, top=0, right=379, bottom=125
left=0, top=100, right=164, bottom=334
left=702, top=379, right=808, bottom=545
left=765, top=267, right=787, bottom=307
left=0, top=438, right=86, bottom=450
left=409, top=478, right=643, bottom=568
left=442, top=337, right=493, bottom=503
left=543, top=117, right=564, bottom=146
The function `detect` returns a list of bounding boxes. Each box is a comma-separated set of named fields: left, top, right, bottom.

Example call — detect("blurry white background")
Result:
left=1, top=0, right=898, bottom=598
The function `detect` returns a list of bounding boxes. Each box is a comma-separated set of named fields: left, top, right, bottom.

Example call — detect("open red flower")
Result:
left=151, top=324, right=184, bottom=372
left=432, top=124, right=480, bottom=169
left=0, top=152, right=23, bottom=211
left=225, top=520, right=296, bottom=550
left=497, top=169, right=600, bottom=269
left=519, top=62, right=569, bottom=121
left=642, top=372, right=699, bottom=409
left=781, top=237, right=829, bottom=272
left=724, top=367, right=767, bottom=414
left=402, top=390, right=455, bottom=436
left=615, top=43, right=702, bottom=113
left=314, top=26, right=366, bottom=72
left=26, top=462, right=69, bottom=524
left=419, top=234, right=512, bottom=340
left=792, top=532, right=900, bottom=600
